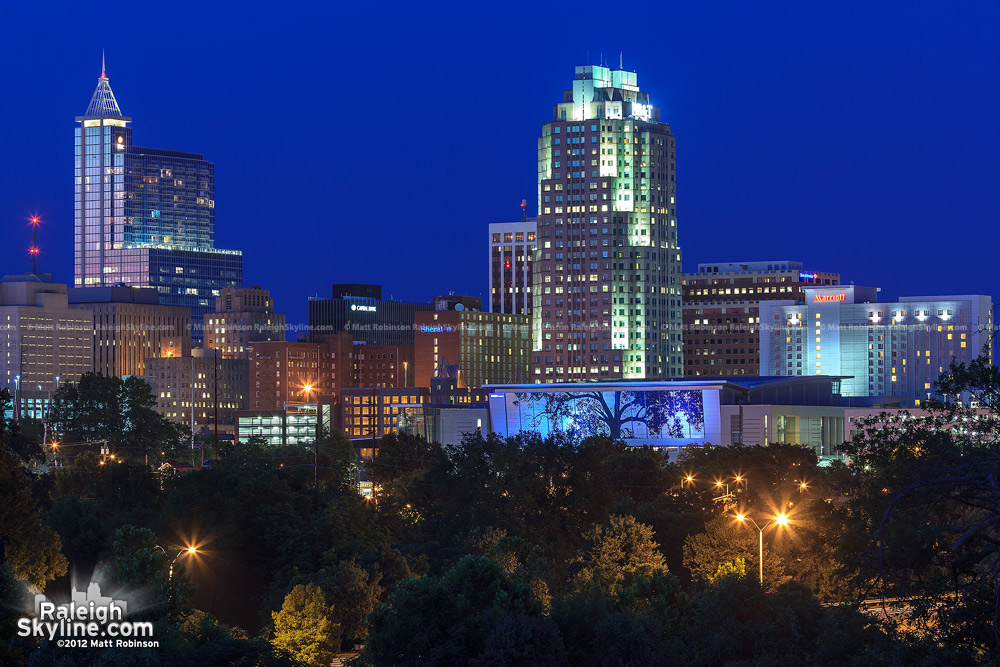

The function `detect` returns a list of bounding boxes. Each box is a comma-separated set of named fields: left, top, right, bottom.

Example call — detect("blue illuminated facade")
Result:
left=760, top=286, right=993, bottom=400
left=488, top=380, right=728, bottom=449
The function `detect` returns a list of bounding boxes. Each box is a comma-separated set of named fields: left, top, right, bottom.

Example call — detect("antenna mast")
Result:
left=29, top=216, right=40, bottom=273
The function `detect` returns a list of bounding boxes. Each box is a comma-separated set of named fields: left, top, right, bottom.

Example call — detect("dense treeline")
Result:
left=0, top=357, right=999, bottom=664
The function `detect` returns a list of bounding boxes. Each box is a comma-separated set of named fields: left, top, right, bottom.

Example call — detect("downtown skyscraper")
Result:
left=532, top=65, right=682, bottom=382
left=74, top=60, right=241, bottom=340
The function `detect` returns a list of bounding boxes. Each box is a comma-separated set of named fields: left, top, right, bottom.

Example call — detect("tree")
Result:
left=371, top=432, right=438, bottom=485
left=111, top=525, right=192, bottom=620
left=682, top=575, right=903, bottom=666
left=294, top=560, right=383, bottom=650
left=359, top=556, right=566, bottom=667
left=315, top=427, right=358, bottom=492
left=840, top=354, right=1000, bottom=659
left=47, top=373, right=184, bottom=460
left=0, top=415, right=67, bottom=589
left=0, top=393, right=44, bottom=464
left=682, top=515, right=786, bottom=586
left=552, top=569, right=687, bottom=665
left=571, top=515, right=667, bottom=593
left=271, top=583, right=340, bottom=667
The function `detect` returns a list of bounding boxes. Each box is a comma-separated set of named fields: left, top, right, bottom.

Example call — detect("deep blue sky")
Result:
left=1, top=1, right=998, bottom=327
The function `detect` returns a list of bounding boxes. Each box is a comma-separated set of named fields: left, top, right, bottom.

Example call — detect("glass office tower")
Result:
left=74, top=62, right=241, bottom=340
left=532, top=65, right=682, bottom=383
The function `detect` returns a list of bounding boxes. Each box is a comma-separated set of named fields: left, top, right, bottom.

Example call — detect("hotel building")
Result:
left=759, top=285, right=992, bottom=400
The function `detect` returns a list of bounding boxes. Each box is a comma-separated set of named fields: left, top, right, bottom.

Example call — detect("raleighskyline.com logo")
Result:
left=17, top=581, right=158, bottom=649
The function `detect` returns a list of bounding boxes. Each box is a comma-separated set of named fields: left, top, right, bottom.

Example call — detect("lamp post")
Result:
left=302, top=384, right=317, bottom=486
left=735, top=512, right=788, bottom=585
left=154, top=545, right=198, bottom=581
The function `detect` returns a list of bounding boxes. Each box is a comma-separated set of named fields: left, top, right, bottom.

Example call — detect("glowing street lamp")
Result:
left=682, top=474, right=695, bottom=489
left=734, top=512, right=789, bottom=585
left=154, top=544, right=199, bottom=581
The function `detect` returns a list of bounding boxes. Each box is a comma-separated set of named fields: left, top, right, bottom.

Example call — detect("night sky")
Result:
left=1, top=1, right=998, bottom=330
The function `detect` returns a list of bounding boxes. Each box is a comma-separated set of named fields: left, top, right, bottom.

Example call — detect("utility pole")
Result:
left=190, top=355, right=195, bottom=452
left=213, top=348, right=220, bottom=461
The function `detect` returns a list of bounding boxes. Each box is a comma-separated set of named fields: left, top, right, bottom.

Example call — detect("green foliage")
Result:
left=47, top=373, right=185, bottom=459
left=271, top=583, right=340, bottom=667
left=282, top=560, right=384, bottom=650
left=683, top=575, right=901, bottom=666
left=324, top=559, right=382, bottom=648
left=839, top=354, right=1000, bottom=659
left=371, top=431, right=440, bottom=485
left=708, top=557, right=746, bottom=583
left=0, top=564, right=31, bottom=666
left=359, top=556, right=566, bottom=667
left=683, top=515, right=785, bottom=586
left=552, top=570, right=687, bottom=664
left=0, top=426, right=67, bottom=589
left=316, top=427, right=359, bottom=492
left=571, top=514, right=667, bottom=593
left=111, top=525, right=192, bottom=619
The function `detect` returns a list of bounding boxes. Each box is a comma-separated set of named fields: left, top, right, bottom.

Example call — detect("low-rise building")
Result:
left=144, top=348, right=247, bottom=427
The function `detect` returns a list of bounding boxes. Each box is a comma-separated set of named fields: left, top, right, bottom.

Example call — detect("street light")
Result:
left=154, top=544, right=198, bottom=580
left=734, top=512, right=789, bottom=585
left=682, top=474, right=695, bottom=489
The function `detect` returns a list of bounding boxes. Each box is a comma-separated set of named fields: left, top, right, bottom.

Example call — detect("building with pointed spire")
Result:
left=74, top=57, right=242, bottom=341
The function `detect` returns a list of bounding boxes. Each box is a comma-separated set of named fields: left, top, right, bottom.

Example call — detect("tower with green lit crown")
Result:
left=531, top=64, right=682, bottom=383
left=74, top=56, right=242, bottom=341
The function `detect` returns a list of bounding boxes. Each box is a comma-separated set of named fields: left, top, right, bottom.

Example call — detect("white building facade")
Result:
left=760, top=285, right=992, bottom=400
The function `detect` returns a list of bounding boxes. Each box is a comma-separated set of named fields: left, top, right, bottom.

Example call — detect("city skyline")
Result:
left=1, top=1, right=998, bottom=330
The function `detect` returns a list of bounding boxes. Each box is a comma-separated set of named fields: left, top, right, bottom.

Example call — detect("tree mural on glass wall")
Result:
left=514, top=390, right=705, bottom=441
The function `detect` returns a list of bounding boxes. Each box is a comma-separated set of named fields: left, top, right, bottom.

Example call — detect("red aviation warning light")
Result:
left=28, top=215, right=41, bottom=273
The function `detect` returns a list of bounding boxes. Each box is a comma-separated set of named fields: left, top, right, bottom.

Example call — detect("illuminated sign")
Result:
left=419, top=325, right=453, bottom=333
left=799, top=272, right=818, bottom=280
left=813, top=293, right=846, bottom=303
left=350, top=304, right=377, bottom=313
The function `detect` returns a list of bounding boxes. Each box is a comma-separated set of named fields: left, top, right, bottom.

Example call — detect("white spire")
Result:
left=85, top=53, right=122, bottom=116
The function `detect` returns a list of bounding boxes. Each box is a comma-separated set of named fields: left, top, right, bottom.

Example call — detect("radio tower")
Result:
left=28, top=216, right=40, bottom=273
